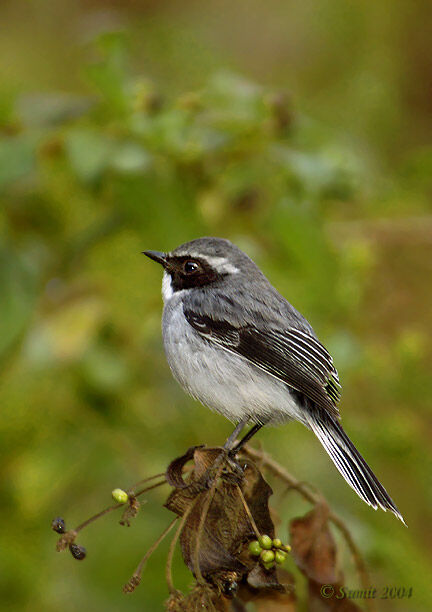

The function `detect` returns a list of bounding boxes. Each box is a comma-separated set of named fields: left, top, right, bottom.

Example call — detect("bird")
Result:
left=144, top=236, right=404, bottom=523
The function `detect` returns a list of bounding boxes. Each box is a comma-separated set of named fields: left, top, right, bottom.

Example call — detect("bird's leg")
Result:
left=203, top=420, right=260, bottom=489
left=228, top=423, right=263, bottom=457
left=223, top=418, right=249, bottom=451
left=193, top=420, right=247, bottom=490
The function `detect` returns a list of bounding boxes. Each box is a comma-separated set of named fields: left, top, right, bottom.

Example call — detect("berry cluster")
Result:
left=248, top=535, right=291, bottom=570
left=51, top=517, right=86, bottom=560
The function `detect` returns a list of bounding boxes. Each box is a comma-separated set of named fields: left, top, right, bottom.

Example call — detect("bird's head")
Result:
left=144, top=237, right=260, bottom=301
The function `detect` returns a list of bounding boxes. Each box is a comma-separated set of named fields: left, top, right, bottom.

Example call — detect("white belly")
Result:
left=162, top=300, right=305, bottom=426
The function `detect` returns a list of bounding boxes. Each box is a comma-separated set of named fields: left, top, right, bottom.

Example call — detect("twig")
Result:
left=123, top=517, right=178, bottom=593
left=134, top=479, right=167, bottom=497
left=73, top=479, right=166, bottom=533
left=74, top=504, right=124, bottom=533
left=165, top=499, right=197, bottom=594
left=127, top=472, right=166, bottom=494
left=235, top=484, right=261, bottom=539
left=242, top=446, right=317, bottom=505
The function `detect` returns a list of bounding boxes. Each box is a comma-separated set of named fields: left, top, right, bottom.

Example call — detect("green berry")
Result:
left=258, top=534, right=272, bottom=550
left=282, top=544, right=291, bottom=552
left=112, top=488, right=129, bottom=504
left=260, top=550, right=275, bottom=564
left=248, top=540, right=262, bottom=556
left=272, top=538, right=282, bottom=548
left=262, top=561, right=275, bottom=570
left=275, top=550, right=287, bottom=564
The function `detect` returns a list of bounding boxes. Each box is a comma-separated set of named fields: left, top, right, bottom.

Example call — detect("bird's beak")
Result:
left=142, top=250, right=168, bottom=266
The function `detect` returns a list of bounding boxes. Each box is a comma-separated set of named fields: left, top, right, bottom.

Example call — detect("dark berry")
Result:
left=51, top=517, right=66, bottom=534
left=69, top=543, right=86, bottom=560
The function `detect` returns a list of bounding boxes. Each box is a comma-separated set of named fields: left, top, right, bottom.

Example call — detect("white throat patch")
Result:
left=162, top=271, right=174, bottom=302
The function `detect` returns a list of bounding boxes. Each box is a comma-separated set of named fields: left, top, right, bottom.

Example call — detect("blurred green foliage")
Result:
left=0, top=2, right=431, bottom=611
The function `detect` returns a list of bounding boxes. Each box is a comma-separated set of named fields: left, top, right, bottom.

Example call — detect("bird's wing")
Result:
left=184, top=308, right=341, bottom=418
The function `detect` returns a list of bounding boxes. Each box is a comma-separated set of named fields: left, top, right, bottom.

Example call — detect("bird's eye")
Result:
left=184, top=260, right=200, bottom=274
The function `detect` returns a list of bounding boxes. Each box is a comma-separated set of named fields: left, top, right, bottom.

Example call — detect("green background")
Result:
left=0, top=1, right=431, bottom=610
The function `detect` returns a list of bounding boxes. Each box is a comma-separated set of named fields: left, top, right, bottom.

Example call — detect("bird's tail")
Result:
left=306, top=411, right=405, bottom=524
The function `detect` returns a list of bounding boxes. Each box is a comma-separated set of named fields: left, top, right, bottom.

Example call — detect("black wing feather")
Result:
left=184, top=309, right=341, bottom=418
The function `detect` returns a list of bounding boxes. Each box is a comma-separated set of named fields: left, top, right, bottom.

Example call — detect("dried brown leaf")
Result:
left=165, top=446, right=284, bottom=596
left=166, top=446, right=202, bottom=489
left=290, top=503, right=338, bottom=585
left=290, top=505, right=363, bottom=611
left=237, top=567, right=296, bottom=611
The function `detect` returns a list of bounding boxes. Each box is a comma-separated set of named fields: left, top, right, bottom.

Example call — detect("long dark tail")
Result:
left=306, top=411, right=405, bottom=524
